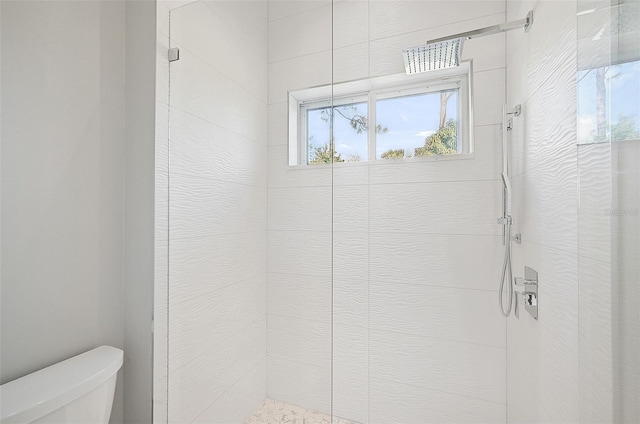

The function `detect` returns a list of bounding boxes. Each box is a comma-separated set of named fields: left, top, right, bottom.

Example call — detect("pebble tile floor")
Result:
left=244, top=398, right=361, bottom=424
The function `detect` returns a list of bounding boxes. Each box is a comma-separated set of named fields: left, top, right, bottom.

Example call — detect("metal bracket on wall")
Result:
left=168, top=47, right=180, bottom=62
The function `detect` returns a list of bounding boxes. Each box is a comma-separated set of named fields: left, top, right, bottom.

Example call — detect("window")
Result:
left=289, top=62, right=473, bottom=166
left=577, top=60, right=640, bottom=145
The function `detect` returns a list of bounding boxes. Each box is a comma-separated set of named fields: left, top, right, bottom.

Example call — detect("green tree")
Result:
left=309, top=105, right=388, bottom=163
left=414, top=119, right=458, bottom=156
left=591, top=115, right=640, bottom=143
left=611, top=115, right=640, bottom=141
left=309, top=141, right=344, bottom=164
left=380, top=148, right=406, bottom=159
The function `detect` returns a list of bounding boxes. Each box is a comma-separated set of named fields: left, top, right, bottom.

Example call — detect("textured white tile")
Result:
left=333, top=42, right=370, bottom=84
left=370, top=233, right=502, bottom=291
left=268, top=4, right=331, bottom=63
left=154, top=239, right=168, bottom=383
left=268, top=102, right=288, bottom=147
left=168, top=319, right=266, bottom=424
left=333, top=231, right=369, bottom=281
left=170, top=174, right=267, bottom=238
left=157, top=1, right=171, bottom=39
left=369, top=180, right=501, bottom=236
left=578, top=143, right=613, bottom=262
left=267, top=357, right=331, bottom=415
left=506, top=367, right=539, bottom=424
left=201, top=0, right=269, bottom=62
left=370, top=330, right=506, bottom=404
left=333, top=0, right=368, bottom=49
left=171, top=0, right=268, bottom=102
left=191, top=357, right=267, bottom=424
left=156, top=27, right=170, bottom=105
left=370, top=282, right=506, bottom=347
left=154, top=376, right=168, bottom=424
left=333, top=277, right=368, bottom=329
left=332, top=163, right=370, bottom=186
left=267, top=230, right=331, bottom=277
left=507, top=302, right=580, bottom=423
left=169, top=276, right=266, bottom=367
left=267, top=315, right=330, bottom=365
left=368, top=1, right=505, bottom=41
left=510, top=241, right=579, bottom=354
left=515, top=78, right=577, bottom=179
left=171, top=48, right=268, bottom=142
left=169, top=232, right=266, bottom=305
left=370, top=377, right=506, bottom=424
left=170, top=108, right=268, bottom=186
left=268, top=186, right=332, bottom=231
left=156, top=100, right=170, bottom=176
left=507, top=1, right=576, bottom=108
left=580, top=368, right=614, bottom=424
left=267, top=272, right=331, bottom=322
left=512, top=154, right=578, bottom=253
left=268, top=50, right=332, bottom=104
left=579, top=256, right=613, bottom=389
left=268, top=145, right=333, bottom=188
left=473, top=68, right=506, bottom=127
left=333, top=185, right=369, bottom=232
left=333, top=324, right=368, bottom=424
left=269, top=0, right=330, bottom=22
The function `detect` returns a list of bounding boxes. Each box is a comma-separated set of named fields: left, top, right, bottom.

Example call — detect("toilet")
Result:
left=0, top=346, right=123, bottom=424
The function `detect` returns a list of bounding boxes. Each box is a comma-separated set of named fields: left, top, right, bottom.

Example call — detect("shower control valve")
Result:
left=514, top=266, right=538, bottom=320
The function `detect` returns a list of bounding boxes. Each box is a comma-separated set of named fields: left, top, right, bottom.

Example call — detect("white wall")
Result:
left=123, top=1, right=157, bottom=423
left=0, top=2, right=126, bottom=422
left=155, top=1, right=269, bottom=423
left=505, top=1, right=581, bottom=422
left=267, top=2, right=507, bottom=422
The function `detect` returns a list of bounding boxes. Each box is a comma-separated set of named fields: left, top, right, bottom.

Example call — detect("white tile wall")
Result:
left=370, top=377, right=506, bottom=424
left=267, top=2, right=507, bottom=422
left=155, top=1, right=268, bottom=423
left=506, top=1, right=582, bottom=423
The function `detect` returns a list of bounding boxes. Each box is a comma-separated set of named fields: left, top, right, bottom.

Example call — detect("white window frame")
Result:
left=288, top=61, right=474, bottom=166
left=298, top=94, right=369, bottom=165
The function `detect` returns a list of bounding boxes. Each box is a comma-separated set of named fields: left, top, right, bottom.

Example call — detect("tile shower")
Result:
left=153, top=1, right=639, bottom=423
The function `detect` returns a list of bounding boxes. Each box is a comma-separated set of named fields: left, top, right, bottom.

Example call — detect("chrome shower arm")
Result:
left=428, top=10, right=533, bottom=45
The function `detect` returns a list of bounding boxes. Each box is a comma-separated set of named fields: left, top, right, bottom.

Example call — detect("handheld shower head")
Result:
left=403, top=38, right=463, bottom=75
left=501, top=172, right=512, bottom=216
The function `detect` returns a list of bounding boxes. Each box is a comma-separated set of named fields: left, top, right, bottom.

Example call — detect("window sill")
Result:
left=287, top=153, right=476, bottom=170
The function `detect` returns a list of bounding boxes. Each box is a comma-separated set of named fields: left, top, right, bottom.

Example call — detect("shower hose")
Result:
left=499, top=220, right=514, bottom=317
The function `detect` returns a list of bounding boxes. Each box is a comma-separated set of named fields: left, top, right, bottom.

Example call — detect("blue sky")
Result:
left=307, top=90, right=459, bottom=161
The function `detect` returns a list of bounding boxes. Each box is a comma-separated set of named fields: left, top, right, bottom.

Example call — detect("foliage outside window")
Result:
left=289, top=64, right=472, bottom=166
left=577, top=60, right=640, bottom=145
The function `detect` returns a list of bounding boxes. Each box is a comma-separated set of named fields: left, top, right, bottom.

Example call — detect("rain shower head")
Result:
left=403, top=10, right=534, bottom=76
left=403, top=38, right=463, bottom=75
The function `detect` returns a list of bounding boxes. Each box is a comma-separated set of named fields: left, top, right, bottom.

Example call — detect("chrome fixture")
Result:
left=498, top=104, right=522, bottom=318
left=404, top=11, right=533, bottom=75
left=403, top=38, right=463, bottom=74
left=515, top=266, right=539, bottom=320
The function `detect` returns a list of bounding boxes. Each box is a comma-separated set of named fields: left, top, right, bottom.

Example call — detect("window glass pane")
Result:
left=306, top=101, right=368, bottom=164
left=376, top=89, right=459, bottom=159
left=578, top=60, right=640, bottom=145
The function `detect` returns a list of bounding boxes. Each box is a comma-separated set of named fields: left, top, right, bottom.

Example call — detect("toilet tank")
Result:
left=0, top=346, right=123, bottom=424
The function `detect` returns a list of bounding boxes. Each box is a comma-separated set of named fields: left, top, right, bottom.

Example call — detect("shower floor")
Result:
left=244, top=398, right=361, bottom=424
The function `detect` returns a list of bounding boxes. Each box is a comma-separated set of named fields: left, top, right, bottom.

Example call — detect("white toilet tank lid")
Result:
left=0, top=346, right=123, bottom=424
